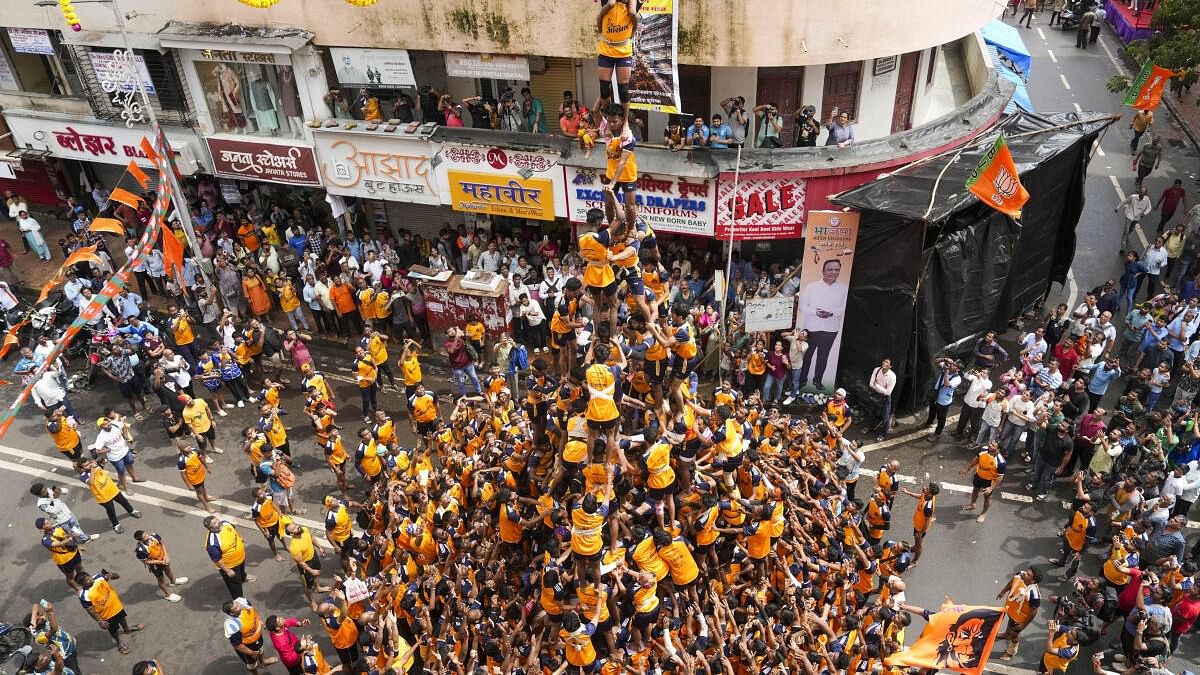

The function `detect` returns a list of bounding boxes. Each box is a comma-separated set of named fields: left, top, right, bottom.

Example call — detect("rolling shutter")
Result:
left=529, top=57, right=576, bottom=120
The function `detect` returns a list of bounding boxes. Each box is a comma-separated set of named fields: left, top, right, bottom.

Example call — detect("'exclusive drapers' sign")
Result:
left=564, top=167, right=714, bottom=236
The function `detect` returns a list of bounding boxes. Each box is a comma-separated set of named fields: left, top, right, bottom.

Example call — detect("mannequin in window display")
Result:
left=355, top=87, right=383, bottom=122
left=278, top=67, right=304, bottom=138
left=213, top=62, right=247, bottom=132
left=249, top=66, right=280, bottom=136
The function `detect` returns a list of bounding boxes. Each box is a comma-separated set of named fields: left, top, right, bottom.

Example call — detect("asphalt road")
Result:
left=0, top=16, right=1198, bottom=675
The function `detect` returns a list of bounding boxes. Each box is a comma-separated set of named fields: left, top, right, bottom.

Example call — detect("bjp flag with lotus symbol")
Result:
left=965, top=133, right=1028, bottom=220
left=1123, top=62, right=1177, bottom=111
left=885, top=600, right=1004, bottom=675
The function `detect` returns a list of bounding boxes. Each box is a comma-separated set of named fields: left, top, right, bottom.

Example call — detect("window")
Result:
left=0, top=29, right=79, bottom=96
left=194, top=59, right=303, bottom=139
left=78, top=47, right=192, bottom=124
left=926, top=46, right=939, bottom=86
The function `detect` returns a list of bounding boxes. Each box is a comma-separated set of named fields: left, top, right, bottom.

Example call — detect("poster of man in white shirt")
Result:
left=795, top=210, right=859, bottom=391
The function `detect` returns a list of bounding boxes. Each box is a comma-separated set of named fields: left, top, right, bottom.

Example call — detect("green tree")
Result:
left=1105, top=0, right=1200, bottom=96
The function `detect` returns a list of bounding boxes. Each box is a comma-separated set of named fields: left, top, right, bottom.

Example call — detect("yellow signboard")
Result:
left=446, top=170, right=555, bottom=221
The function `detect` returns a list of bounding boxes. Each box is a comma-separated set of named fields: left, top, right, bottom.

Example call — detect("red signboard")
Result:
left=715, top=176, right=808, bottom=240
left=205, top=137, right=321, bottom=186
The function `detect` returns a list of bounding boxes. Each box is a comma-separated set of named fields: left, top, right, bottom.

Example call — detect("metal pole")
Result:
left=108, top=0, right=212, bottom=287
left=717, top=143, right=743, bottom=384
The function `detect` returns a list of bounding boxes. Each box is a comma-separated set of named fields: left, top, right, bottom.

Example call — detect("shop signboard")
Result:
left=715, top=176, right=808, bottom=240
left=329, top=48, right=416, bottom=89
left=3, top=115, right=201, bottom=172
left=564, top=167, right=714, bottom=236
left=446, top=170, right=555, bottom=221
left=0, top=50, right=18, bottom=91
left=205, top=136, right=320, bottom=186
left=445, top=53, right=530, bottom=81
left=312, top=129, right=440, bottom=205
left=435, top=143, right=566, bottom=218
left=7, top=28, right=54, bottom=55
left=88, top=51, right=157, bottom=95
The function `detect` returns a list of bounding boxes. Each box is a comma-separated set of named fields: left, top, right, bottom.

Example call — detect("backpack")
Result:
left=273, top=459, right=296, bottom=489
left=1096, top=586, right=1119, bottom=622
left=261, top=326, right=283, bottom=357
left=465, top=340, right=479, bottom=363
left=510, top=344, right=529, bottom=373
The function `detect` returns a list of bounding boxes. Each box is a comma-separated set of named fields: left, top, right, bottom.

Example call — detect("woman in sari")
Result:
left=242, top=267, right=273, bottom=317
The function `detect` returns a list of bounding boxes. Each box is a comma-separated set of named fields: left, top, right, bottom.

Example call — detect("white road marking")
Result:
left=1059, top=74, right=1071, bottom=90
left=1047, top=49, right=1057, bottom=63
left=986, top=662, right=1038, bottom=675
left=0, top=444, right=327, bottom=532
left=861, top=417, right=959, bottom=453
left=1098, top=32, right=1130, bottom=75
left=1072, top=102, right=1083, bottom=112
left=1037, top=28, right=1046, bottom=41
left=1096, top=144, right=1106, bottom=157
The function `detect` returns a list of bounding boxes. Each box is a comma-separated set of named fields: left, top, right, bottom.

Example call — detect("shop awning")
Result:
left=60, top=29, right=166, bottom=52
left=156, top=21, right=314, bottom=53
left=989, top=45, right=1033, bottom=113
left=980, top=20, right=1032, bottom=80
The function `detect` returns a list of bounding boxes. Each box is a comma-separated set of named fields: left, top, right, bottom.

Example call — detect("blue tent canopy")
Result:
left=981, top=19, right=1033, bottom=81
left=981, top=19, right=1033, bottom=112
left=988, top=45, right=1034, bottom=113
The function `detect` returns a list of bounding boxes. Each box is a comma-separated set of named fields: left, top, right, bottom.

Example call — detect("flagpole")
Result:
left=717, top=143, right=743, bottom=385
left=107, top=0, right=211, bottom=287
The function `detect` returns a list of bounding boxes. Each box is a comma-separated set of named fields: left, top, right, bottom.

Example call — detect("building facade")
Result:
left=1, top=0, right=1010, bottom=260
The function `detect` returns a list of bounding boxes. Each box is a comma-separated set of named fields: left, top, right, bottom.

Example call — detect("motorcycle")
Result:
left=0, top=622, right=34, bottom=674
left=1058, top=1, right=1085, bottom=31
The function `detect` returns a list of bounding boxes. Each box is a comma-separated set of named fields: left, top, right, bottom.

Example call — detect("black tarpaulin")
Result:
left=830, top=110, right=1115, bottom=414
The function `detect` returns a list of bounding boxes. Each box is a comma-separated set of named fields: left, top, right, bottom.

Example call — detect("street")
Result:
left=0, top=15, right=1196, bottom=675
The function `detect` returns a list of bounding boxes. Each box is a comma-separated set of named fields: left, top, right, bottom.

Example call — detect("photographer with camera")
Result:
left=753, top=103, right=783, bottom=148
left=720, top=96, right=748, bottom=147
left=792, top=105, right=821, bottom=147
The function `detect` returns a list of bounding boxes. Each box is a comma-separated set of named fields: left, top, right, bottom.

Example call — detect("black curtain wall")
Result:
left=832, top=111, right=1112, bottom=414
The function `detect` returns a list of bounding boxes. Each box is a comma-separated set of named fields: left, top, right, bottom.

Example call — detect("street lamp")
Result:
left=33, top=0, right=211, bottom=286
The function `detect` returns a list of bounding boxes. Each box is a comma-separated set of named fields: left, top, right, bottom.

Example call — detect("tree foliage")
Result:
left=1121, top=0, right=1200, bottom=93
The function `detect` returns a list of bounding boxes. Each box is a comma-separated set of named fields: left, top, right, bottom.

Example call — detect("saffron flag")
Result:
left=160, top=223, right=184, bottom=280
left=1123, top=62, right=1177, bottom=111
left=965, top=133, right=1029, bottom=219
left=88, top=217, right=126, bottom=236
left=126, top=160, right=150, bottom=190
left=107, top=187, right=143, bottom=209
left=885, top=601, right=1005, bottom=675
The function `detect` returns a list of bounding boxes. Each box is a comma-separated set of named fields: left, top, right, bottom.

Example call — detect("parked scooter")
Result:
left=0, top=621, right=34, bottom=673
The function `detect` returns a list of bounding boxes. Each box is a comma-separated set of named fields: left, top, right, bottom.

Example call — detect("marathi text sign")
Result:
left=793, top=211, right=859, bottom=390
left=716, top=176, right=808, bottom=240
left=88, top=51, right=157, bottom=95
left=312, top=129, right=440, bottom=205
left=564, top=167, right=714, bottom=236
left=445, top=52, right=530, bottom=80
left=7, top=28, right=53, bottom=55
left=435, top=143, right=567, bottom=218
left=627, top=0, right=681, bottom=113
left=447, top=170, right=555, bottom=221
left=205, top=137, right=321, bottom=186
left=3, top=115, right=194, bottom=170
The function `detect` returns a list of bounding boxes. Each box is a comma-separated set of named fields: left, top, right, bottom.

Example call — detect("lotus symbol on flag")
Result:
left=991, top=167, right=1018, bottom=205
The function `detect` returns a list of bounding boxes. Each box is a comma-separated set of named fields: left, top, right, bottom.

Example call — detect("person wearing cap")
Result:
left=38, top=516, right=91, bottom=591
left=26, top=601, right=82, bottom=675
left=89, top=415, right=143, bottom=491
left=31, top=482, right=96, bottom=546
left=133, top=530, right=187, bottom=602
left=223, top=597, right=278, bottom=673
left=826, top=387, right=853, bottom=431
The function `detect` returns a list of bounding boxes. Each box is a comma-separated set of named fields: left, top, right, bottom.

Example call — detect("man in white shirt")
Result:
left=1117, top=185, right=1153, bottom=252
left=1141, top=237, right=1169, bottom=298
left=362, top=251, right=386, bottom=285
left=1085, top=311, right=1118, bottom=355
left=90, top=416, right=143, bottom=490
left=516, top=293, right=547, bottom=350
left=869, top=358, right=897, bottom=439
left=954, top=367, right=992, bottom=440
left=477, top=242, right=503, bottom=273
left=538, top=267, right=563, bottom=320
left=1019, top=326, right=1049, bottom=361
left=305, top=274, right=336, bottom=336
left=796, top=259, right=850, bottom=390
left=999, top=389, right=1035, bottom=457
left=1161, top=461, right=1200, bottom=518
